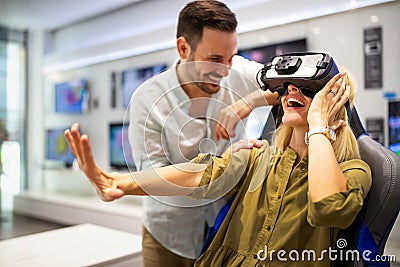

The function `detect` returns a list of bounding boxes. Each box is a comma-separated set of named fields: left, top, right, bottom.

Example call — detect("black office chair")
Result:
left=333, top=107, right=400, bottom=267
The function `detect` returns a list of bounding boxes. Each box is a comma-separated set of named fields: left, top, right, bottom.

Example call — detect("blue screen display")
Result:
left=109, top=123, right=135, bottom=169
left=389, top=101, right=400, bottom=157
left=55, top=79, right=88, bottom=113
left=121, top=64, right=167, bottom=108
left=46, top=128, right=75, bottom=165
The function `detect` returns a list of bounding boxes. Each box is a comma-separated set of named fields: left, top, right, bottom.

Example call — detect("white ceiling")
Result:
left=0, top=0, right=145, bottom=30
left=0, top=0, right=395, bottom=32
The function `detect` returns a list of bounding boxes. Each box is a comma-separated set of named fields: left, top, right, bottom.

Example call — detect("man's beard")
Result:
left=185, top=57, right=223, bottom=94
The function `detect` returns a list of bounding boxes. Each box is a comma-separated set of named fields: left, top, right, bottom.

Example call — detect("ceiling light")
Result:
left=312, top=27, right=321, bottom=35
left=370, top=15, right=379, bottom=23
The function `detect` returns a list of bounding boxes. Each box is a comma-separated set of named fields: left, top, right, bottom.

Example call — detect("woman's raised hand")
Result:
left=307, top=72, right=350, bottom=130
left=64, top=123, right=125, bottom=201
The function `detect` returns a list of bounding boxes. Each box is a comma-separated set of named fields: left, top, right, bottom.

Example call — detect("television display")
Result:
left=46, top=128, right=75, bottom=166
left=109, top=123, right=136, bottom=169
left=238, top=39, right=307, bottom=64
left=55, top=79, right=89, bottom=113
left=388, top=101, right=400, bottom=156
left=121, top=64, right=167, bottom=107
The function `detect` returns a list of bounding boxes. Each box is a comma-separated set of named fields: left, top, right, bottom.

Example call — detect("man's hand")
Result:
left=65, top=123, right=125, bottom=202
left=223, top=139, right=263, bottom=155
left=215, top=99, right=252, bottom=141
left=215, top=90, right=279, bottom=141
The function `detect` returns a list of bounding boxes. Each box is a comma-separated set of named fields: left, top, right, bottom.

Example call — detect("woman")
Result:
left=65, top=71, right=371, bottom=266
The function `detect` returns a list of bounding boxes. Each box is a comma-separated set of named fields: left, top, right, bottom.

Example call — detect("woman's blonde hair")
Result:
left=274, top=67, right=360, bottom=162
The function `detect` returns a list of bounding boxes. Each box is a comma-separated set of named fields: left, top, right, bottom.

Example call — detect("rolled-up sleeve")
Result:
left=189, top=143, right=268, bottom=200
left=307, top=159, right=372, bottom=229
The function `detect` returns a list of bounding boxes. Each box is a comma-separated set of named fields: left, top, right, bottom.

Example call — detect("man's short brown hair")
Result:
left=177, top=0, right=237, bottom=51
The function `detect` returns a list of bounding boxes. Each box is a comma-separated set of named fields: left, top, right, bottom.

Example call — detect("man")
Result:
left=128, top=1, right=278, bottom=266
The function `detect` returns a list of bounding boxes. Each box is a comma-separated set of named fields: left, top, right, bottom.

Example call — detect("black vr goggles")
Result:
left=259, top=52, right=339, bottom=98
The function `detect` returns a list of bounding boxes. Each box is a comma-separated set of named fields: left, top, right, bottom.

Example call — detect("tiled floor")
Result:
left=0, top=211, right=68, bottom=240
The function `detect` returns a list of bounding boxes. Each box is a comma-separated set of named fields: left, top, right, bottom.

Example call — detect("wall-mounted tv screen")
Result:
left=238, top=39, right=307, bottom=64
left=55, top=79, right=89, bottom=113
left=46, top=128, right=75, bottom=166
left=388, top=101, right=400, bottom=156
left=121, top=64, right=167, bottom=108
left=109, top=123, right=136, bottom=170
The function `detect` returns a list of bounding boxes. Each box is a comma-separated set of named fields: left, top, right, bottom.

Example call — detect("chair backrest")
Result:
left=335, top=107, right=400, bottom=266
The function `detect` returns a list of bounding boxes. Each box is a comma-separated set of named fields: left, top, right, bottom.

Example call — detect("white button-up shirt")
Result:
left=129, top=56, right=264, bottom=258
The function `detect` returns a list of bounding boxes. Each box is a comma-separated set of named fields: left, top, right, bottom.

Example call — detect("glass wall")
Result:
left=0, top=26, right=27, bottom=213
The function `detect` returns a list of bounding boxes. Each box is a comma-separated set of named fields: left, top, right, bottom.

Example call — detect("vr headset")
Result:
left=258, top=52, right=351, bottom=125
left=259, top=52, right=339, bottom=98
